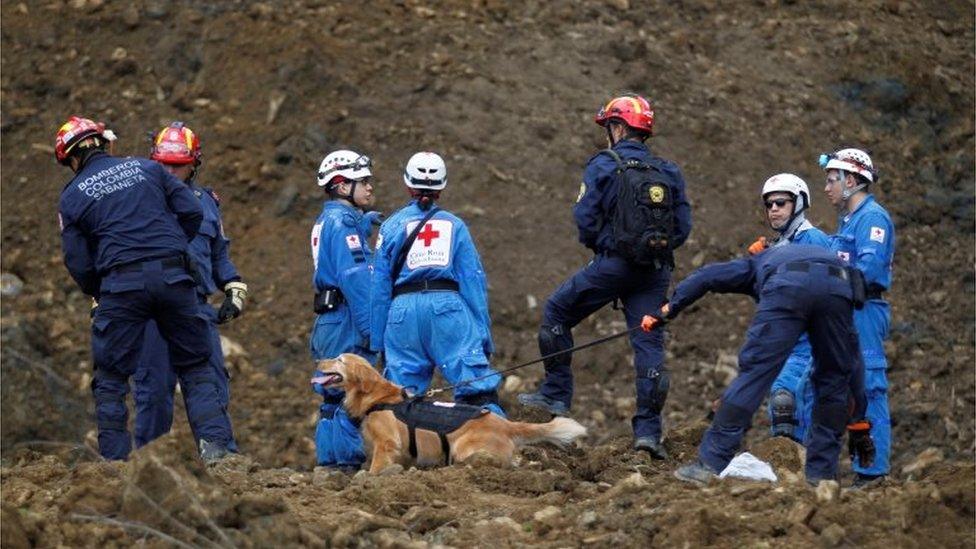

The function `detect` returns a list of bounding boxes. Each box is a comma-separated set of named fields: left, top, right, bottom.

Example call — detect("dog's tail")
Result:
left=507, top=417, right=587, bottom=447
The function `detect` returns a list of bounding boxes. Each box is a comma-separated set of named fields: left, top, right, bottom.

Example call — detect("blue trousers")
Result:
left=536, top=253, right=670, bottom=439
left=134, top=302, right=236, bottom=451
left=852, top=300, right=890, bottom=476
left=699, top=265, right=863, bottom=481
left=310, top=303, right=376, bottom=467
left=383, top=291, right=504, bottom=416
left=91, top=260, right=234, bottom=460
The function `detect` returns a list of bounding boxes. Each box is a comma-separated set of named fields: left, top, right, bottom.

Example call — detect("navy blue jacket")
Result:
left=186, top=183, right=240, bottom=296
left=668, top=245, right=846, bottom=315
left=58, top=153, right=203, bottom=297
left=573, top=140, right=692, bottom=254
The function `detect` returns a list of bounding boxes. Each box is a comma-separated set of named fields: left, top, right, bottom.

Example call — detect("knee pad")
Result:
left=636, top=368, right=670, bottom=415
left=538, top=324, right=573, bottom=369
left=713, top=401, right=753, bottom=430
left=92, top=373, right=129, bottom=431
left=770, top=389, right=797, bottom=426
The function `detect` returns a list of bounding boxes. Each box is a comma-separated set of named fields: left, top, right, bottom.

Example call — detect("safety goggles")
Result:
left=764, top=198, right=794, bottom=209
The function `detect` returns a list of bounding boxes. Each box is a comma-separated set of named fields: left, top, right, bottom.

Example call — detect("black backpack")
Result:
left=603, top=149, right=676, bottom=269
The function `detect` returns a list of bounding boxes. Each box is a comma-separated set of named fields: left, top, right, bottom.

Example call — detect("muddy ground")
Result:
left=1, top=0, right=974, bottom=547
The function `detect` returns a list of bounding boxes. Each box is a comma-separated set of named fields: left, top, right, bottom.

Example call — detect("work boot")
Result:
left=199, top=439, right=230, bottom=465
left=769, top=422, right=795, bottom=439
left=674, top=461, right=717, bottom=485
left=634, top=437, right=668, bottom=460
left=516, top=392, right=569, bottom=416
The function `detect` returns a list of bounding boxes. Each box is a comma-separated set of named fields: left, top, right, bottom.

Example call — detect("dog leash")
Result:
left=424, top=324, right=644, bottom=397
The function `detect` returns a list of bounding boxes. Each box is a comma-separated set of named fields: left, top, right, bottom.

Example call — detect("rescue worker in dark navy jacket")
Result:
left=133, top=122, right=247, bottom=451
left=639, top=244, right=873, bottom=485
left=518, top=94, right=692, bottom=459
left=55, top=116, right=234, bottom=462
left=370, top=152, right=503, bottom=416
left=308, top=149, right=381, bottom=469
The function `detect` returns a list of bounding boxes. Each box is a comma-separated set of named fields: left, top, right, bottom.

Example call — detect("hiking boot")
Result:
left=199, top=439, right=230, bottom=465
left=851, top=473, right=886, bottom=489
left=516, top=392, right=569, bottom=416
left=634, top=436, right=668, bottom=460
left=769, top=422, right=796, bottom=439
left=674, top=461, right=717, bottom=485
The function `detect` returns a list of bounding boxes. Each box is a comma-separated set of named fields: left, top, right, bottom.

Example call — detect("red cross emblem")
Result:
left=417, top=223, right=440, bottom=247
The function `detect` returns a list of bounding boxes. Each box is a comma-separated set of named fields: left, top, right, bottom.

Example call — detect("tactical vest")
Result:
left=603, top=149, right=676, bottom=269
left=366, top=398, right=488, bottom=464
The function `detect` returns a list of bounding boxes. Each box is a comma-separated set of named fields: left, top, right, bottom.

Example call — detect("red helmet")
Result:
left=150, top=121, right=201, bottom=165
left=54, top=116, right=106, bottom=165
left=594, top=94, right=655, bottom=134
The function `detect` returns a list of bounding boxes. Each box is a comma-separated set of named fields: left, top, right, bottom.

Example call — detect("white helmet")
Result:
left=317, top=149, right=372, bottom=188
left=762, top=173, right=810, bottom=213
left=403, top=152, right=447, bottom=191
left=819, top=148, right=876, bottom=183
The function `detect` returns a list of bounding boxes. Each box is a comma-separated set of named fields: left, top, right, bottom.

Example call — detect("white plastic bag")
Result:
left=718, top=452, right=778, bottom=482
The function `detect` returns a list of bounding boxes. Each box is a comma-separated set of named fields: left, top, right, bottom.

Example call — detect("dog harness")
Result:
left=366, top=397, right=489, bottom=465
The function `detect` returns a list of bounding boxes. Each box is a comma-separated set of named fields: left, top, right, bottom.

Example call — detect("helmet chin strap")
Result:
left=839, top=171, right=868, bottom=201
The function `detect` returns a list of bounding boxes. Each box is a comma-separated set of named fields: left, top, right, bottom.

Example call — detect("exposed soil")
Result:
left=1, top=0, right=973, bottom=547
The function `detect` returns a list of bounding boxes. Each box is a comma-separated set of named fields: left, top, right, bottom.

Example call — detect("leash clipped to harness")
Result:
left=425, top=324, right=645, bottom=398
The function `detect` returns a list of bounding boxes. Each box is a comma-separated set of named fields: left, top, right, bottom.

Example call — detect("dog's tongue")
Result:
left=311, top=373, right=340, bottom=386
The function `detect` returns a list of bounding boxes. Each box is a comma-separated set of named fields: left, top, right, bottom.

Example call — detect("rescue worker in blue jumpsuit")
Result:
left=638, top=245, right=873, bottom=485
left=746, top=174, right=831, bottom=443
left=517, top=94, right=692, bottom=459
left=309, top=149, right=381, bottom=468
left=369, top=152, right=504, bottom=416
left=133, top=122, right=247, bottom=451
left=55, top=116, right=234, bottom=461
left=821, top=148, right=894, bottom=486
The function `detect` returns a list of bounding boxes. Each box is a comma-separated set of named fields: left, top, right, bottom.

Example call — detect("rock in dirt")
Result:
left=902, top=447, right=944, bottom=476
left=815, top=480, right=841, bottom=503
left=1, top=273, right=24, bottom=296
left=533, top=505, right=562, bottom=524
left=820, top=522, right=847, bottom=546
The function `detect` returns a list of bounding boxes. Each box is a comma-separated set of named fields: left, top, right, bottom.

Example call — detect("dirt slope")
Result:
left=1, top=0, right=973, bottom=546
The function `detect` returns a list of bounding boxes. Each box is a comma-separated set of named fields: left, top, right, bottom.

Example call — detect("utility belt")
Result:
left=108, top=255, right=187, bottom=275
left=392, top=279, right=459, bottom=298
left=313, top=287, right=345, bottom=314
left=777, top=261, right=877, bottom=309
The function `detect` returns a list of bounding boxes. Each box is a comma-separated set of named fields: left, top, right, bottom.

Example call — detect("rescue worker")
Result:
left=309, top=149, right=381, bottom=469
left=517, top=94, right=692, bottom=459
left=821, top=148, right=894, bottom=486
left=369, top=152, right=503, bottom=416
left=747, top=174, right=830, bottom=442
left=133, top=122, right=247, bottom=451
left=639, top=244, right=873, bottom=484
left=56, top=116, right=234, bottom=461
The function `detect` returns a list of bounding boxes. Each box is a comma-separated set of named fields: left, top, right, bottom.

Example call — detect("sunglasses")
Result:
left=764, top=198, right=794, bottom=209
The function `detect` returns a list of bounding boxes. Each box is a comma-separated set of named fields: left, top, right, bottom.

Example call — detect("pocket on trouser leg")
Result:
left=161, top=312, right=213, bottom=369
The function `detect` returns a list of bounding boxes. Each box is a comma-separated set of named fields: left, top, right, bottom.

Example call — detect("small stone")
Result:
left=272, top=183, right=299, bottom=216
left=111, top=47, right=127, bottom=61
left=820, top=523, right=846, bottom=546
left=590, top=409, right=606, bottom=423
left=815, top=480, right=840, bottom=503
left=145, top=1, right=169, bottom=19
left=502, top=375, right=523, bottom=394
left=490, top=516, right=521, bottom=533
left=526, top=294, right=538, bottom=309
left=122, top=5, right=140, bottom=27
left=220, top=336, right=247, bottom=358
left=533, top=505, right=561, bottom=524
left=378, top=463, right=404, bottom=476
left=1, top=273, right=24, bottom=296
left=577, top=510, right=598, bottom=528
left=901, top=447, right=944, bottom=475
left=788, top=502, right=814, bottom=525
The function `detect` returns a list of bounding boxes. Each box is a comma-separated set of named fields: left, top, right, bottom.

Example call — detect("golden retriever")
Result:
left=316, top=353, right=587, bottom=473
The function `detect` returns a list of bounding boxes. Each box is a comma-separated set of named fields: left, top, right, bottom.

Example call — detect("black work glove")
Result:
left=217, top=281, right=248, bottom=324
left=847, top=419, right=875, bottom=468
